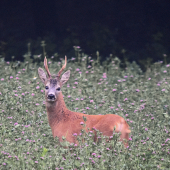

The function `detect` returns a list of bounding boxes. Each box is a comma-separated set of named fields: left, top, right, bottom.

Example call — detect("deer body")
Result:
left=38, top=57, right=131, bottom=147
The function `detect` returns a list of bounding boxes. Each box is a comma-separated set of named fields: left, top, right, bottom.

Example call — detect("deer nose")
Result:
left=48, top=94, right=55, bottom=99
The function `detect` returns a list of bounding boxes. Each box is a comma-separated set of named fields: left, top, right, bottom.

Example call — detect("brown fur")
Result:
left=38, top=57, right=131, bottom=148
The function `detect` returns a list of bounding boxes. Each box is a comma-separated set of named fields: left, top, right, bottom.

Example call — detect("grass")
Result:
left=0, top=53, right=170, bottom=169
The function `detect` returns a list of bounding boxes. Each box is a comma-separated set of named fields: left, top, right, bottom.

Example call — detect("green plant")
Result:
left=0, top=50, right=169, bottom=169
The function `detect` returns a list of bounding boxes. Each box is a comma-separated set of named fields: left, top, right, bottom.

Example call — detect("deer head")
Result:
left=38, top=56, right=70, bottom=102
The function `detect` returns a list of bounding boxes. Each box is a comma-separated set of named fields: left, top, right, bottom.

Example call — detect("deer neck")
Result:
left=46, top=92, right=68, bottom=129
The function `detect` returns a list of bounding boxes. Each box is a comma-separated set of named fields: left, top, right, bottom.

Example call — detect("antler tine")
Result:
left=44, top=57, right=51, bottom=78
left=57, top=56, right=67, bottom=78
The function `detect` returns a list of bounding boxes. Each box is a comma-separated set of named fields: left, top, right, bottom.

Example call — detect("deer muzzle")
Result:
left=47, top=93, right=56, bottom=100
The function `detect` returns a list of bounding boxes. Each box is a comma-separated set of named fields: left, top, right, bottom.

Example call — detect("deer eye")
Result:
left=45, top=86, right=49, bottom=90
left=56, top=87, right=60, bottom=91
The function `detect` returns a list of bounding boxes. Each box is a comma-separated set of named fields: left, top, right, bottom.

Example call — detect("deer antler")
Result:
left=57, top=56, right=67, bottom=78
left=44, top=57, right=51, bottom=78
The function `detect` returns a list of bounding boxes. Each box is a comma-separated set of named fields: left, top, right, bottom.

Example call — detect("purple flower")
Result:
left=103, top=73, right=107, bottom=79
left=113, top=89, right=117, bottom=91
left=92, top=127, right=96, bottom=130
left=92, top=160, right=95, bottom=163
left=165, top=138, right=170, bottom=143
left=14, top=122, right=18, bottom=126
left=36, top=86, right=40, bottom=89
left=76, top=46, right=80, bottom=48
left=81, top=163, right=84, bottom=166
left=1, top=78, right=4, bottom=81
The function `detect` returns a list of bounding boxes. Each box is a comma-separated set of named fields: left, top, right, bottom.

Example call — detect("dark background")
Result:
left=0, top=0, right=170, bottom=64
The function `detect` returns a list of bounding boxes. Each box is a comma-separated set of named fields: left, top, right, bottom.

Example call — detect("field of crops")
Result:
left=0, top=53, right=170, bottom=169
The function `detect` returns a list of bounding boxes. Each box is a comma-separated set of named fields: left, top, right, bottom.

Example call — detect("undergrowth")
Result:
left=0, top=50, right=170, bottom=169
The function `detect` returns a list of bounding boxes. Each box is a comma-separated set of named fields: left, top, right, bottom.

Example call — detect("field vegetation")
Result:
left=0, top=49, right=170, bottom=169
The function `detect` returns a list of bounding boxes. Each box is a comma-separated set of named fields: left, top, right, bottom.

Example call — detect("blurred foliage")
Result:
left=0, top=23, right=169, bottom=70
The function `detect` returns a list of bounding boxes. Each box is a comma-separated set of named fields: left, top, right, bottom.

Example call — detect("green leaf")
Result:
left=41, top=147, right=48, bottom=157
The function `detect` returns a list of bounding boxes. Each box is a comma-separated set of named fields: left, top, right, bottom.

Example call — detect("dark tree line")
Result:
left=0, top=0, right=170, bottom=63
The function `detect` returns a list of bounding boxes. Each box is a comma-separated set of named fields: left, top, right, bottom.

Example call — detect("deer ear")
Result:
left=38, top=68, right=47, bottom=84
left=60, top=70, right=70, bottom=85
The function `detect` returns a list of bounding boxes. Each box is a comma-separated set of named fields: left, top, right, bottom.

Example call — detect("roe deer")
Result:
left=38, top=56, right=131, bottom=147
